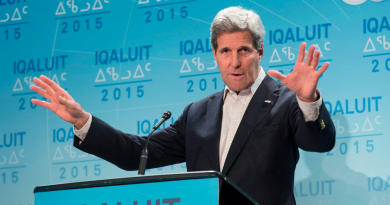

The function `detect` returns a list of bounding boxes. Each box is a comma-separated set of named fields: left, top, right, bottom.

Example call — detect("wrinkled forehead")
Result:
left=216, top=30, right=257, bottom=50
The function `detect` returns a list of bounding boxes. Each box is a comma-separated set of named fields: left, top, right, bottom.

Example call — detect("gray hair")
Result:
left=210, top=6, right=266, bottom=51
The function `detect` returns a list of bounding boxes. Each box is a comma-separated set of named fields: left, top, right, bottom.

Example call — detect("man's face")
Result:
left=213, top=30, right=263, bottom=92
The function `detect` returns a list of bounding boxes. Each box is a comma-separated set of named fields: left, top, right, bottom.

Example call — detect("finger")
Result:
left=33, top=77, right=55, bottom=97
left=31, top=99, right=51, bottom=109
left=59, top=96, right=76, bottom=109
left=297, top=42, right=306, bottom=63
left=40, top=75, right=64, bottom=92
left=268, top=70, right=286, bottom=83
left=305, top=45, right=316, bottom=65
left=317, top=62, right=330, bottom=76
left=31, top=85, right=51, bottom=100
left=311, top=50, right=320, bottom=69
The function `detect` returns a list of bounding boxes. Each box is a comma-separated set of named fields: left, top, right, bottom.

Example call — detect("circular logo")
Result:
left=343, top=0, right=386, bottom=5
left=342, top=0, right=367, bottom=5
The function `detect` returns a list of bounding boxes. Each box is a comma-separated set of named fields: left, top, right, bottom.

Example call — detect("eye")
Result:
left=241, top=48, right=249, bottom=53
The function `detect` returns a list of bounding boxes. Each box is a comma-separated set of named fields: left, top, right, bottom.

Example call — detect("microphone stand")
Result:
left=138, top=130, right=155, bottom=175
left=138, top=111, right=171, bottom=175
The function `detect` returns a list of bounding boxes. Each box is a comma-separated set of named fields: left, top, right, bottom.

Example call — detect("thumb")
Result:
left=268, top=70, right=286, bottom=82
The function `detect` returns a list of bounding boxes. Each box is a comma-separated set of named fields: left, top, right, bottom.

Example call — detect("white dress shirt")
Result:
left=219, top=68, right=322, bottom=171
left=74, top=67, right=323, bottom=170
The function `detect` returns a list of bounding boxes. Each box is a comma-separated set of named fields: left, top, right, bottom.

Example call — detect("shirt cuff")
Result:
left=73, top=113, right=92, bottom=142
left=296, top=89, right=322, bottom=122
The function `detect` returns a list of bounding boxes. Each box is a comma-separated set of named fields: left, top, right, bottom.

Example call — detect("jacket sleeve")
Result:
left=73, top=104, right=192, bottom=171
left=289, top=97, right=336, bottom=152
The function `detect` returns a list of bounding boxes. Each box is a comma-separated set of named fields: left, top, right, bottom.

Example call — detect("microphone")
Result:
left=153, top=111, right=171, bottom=129
left=138, top=111, right=171, bottom=175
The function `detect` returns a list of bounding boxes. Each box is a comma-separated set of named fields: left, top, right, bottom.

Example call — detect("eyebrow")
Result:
left=219, top=45, right=253, bottom=51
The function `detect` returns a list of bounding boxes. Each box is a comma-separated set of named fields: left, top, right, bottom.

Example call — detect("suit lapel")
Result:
left=205, top=90, right=224, bottom=172
left=222, top=75, right=280, bottom=175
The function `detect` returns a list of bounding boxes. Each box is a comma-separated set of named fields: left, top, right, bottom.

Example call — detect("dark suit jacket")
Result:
left=74, top=75, right=335, bottom=205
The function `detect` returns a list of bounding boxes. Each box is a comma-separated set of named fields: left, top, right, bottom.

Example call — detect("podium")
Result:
left=34, top=171, right=259, bottom=205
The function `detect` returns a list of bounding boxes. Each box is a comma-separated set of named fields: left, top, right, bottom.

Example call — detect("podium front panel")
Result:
left=35, top=178, right=219, bottom=205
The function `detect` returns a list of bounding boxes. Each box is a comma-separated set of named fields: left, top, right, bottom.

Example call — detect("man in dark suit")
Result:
left=31, top=6, right=335, bottom=205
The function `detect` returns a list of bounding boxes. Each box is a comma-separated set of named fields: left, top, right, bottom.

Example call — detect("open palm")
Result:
left=268, top=43, right=329, bottom=102
left=31, top=75, right=88, bottom=128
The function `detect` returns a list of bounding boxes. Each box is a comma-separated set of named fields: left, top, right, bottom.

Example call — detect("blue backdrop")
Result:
left=1, top=0, right=389, bottom=204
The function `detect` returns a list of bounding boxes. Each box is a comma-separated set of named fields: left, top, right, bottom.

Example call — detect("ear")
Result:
left=258, top=42, right=264, bottom=59
left=212, top=48, right=217, bottom=60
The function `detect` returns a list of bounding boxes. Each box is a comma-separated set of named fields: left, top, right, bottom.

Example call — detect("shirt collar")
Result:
left=223, top=67, right=266, bottom=99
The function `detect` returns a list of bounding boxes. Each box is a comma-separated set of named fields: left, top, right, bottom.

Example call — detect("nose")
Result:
left=231, top=51, right=241, bottom=68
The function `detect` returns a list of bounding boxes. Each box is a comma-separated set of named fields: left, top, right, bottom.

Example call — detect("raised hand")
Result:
left=30, top=75, right=89, bottom=129
left=268, top=42, right=329, bottom=102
